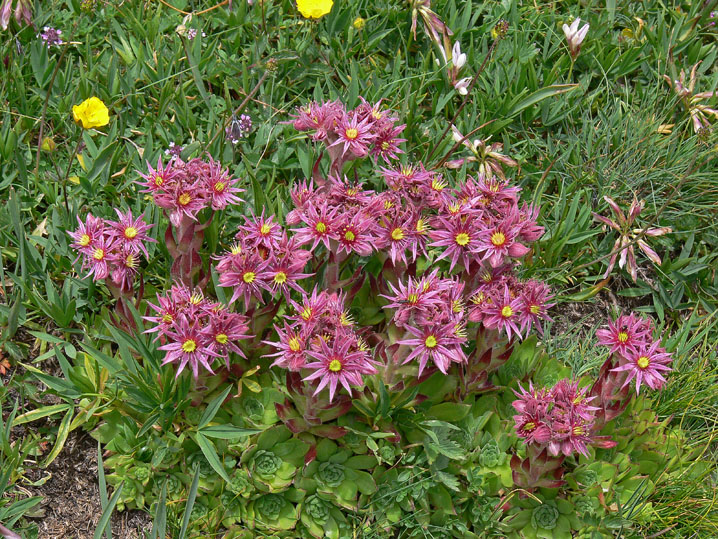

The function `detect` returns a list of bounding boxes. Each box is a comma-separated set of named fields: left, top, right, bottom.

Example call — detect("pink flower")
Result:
left=68, top=213, right=105, bottom=257
left=265, top=322, right=308, bottom=371
left=398, top=321, right=466, bottom=375
left=329, top=114, right=377, bottom=158
left=136, top=157, right=182, bottom=194
left=429, top=215, right=481, bottom=271
left=106, top=209, right=156, bottom=257
left=203, top=159, right=243, bottom=210
left=202, top=311, right=252, bottom=366
left=237, top=211, right=283, bottom=251
left=303, top=335, right=376, bottom=402
left=517, top=280, right=554, bottom=336
left=159, top=315, right=219, bottom=378
left=475, top=215, right=529, bottom=268
left=611, top=340, right=673, bottom=394
left=482, top=286, right=523, bottom=340
left=218, top=256, right=271, bottom=309
left=83, top=237, right=111, bottom=280
left=292, top=202, right=340, bottom=251
left=336, top=212, right=378, bottom=257
left=596, top=313, right=653, bottom=357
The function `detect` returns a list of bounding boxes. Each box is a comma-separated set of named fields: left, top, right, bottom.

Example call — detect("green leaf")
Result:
left=97, top=442, right=112, bottom=539
left=93, top=482, right=123, bottom=539
left=42, top=408, right=74, bottom=467
left=13, top=404, right=72, bottom=426
left=509, top=84, right=578, bottom=118
left=194, top=432, right=230, bottom=482
left=427, top=403, right=471, bottom=422
left=200, top=425, right=263, bottom=439
left=179, top=465, right=201, bottom=539
left=198, top=385, right=232, bottom=429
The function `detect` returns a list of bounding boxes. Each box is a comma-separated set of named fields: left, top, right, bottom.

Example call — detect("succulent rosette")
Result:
left=241, top=425, right=309, bottom=492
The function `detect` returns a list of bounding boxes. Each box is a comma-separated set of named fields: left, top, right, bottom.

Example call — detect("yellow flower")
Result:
left=353, top=17, right=365, bottom=30
left=296, top=0, right=333, bottom=19
left=72, top=97, right=110, bottom=129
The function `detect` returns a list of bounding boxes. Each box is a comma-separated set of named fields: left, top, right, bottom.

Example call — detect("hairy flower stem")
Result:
left=426, top=36, right=500, bottom=164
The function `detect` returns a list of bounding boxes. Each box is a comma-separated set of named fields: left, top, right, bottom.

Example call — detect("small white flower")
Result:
left=454, top=77, right=472, bottom=95
left=562, top=17, right=589, bottom=60
left=451, top=41, right=466, bottom=70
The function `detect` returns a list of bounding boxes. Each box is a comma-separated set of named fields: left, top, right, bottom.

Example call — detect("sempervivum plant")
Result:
left=77, top=96, right=682, bottom=538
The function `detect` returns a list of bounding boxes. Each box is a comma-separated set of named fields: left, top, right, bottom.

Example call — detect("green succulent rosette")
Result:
left=298, top=494, right=349, bottom=539
left=241, top=424, right=309, bottom=492
left=302, top=438, right=377, bottom=510
left=243, top=490, right=303, bottom=532
left=508, top=495, right=580, bottom=538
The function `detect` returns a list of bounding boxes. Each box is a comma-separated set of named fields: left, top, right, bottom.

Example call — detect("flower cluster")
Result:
left=144, top=284, right=251, bottom=378
left=384, top=272, right=467, bottom=375
left=39, top=26, right=63, bottom=47
left=512, top=380, right=600, bottom=457
left=226, top=114, right=253, bottom=144
left=138, top=155, right=243, bottom=226
left=68, top=210, right=155, bottom=289
left=265, top=289, right=377, bottom=401
left=214, top=213, right=313, bottom=309
left=597, top=313, right=673, bottom=394
left=291, top=98, right=406, bottom=163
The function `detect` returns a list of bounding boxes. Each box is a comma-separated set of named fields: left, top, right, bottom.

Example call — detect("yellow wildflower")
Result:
left=297, top=0, right=333, bottom=19
left=353, top=17, right=365, bottom=30
left=72, top=97, right=110, bottom=129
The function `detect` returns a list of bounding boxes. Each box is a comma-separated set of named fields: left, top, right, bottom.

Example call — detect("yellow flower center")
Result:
left=501, top=306, right=514, bottom=318
left=407, top=293, right=418, bottom=304
left=125, top=253, right=137, bottom=267
left=416, top=219, right=427, bottom=233
left=491, top=232, right=506, bottom=247
left=524, top=422, right=536, bottom=431
left=162, top=313, right=173, bottom=324
left=448, top=202, right=461, bottom=214
left=371, top=110, right=382, bottom=120
left=471, top=292, right=485, bottom=305
left=637, top=356, right=650, bottom=369
left=288, top=337, right=301, bottom=352
left=530, top=304, right=541, bottom=315
left=243, top=272, right=256, bottom=284
left=79, top=234, right=91, bottom=246
left=124, top=226, right=138, bottom=239
left=178, top=192, right=191, bottom=206
left=230, top=243, right=242, bottom=255
left=617, top=332, right=628, bottom=343
left=92, top=248, right=105, bottom=260
left=315, top=222, right=327, bottom=234
left=381, top=141, right=390, bottom=150
left=401, top=166, right=413, bottom=177
left=260, top=223, right=271, bottom=235
left=154, top=175, right=163, bottom=186
left=455, top=232, right=470, bottom=246
left=216, top=333, right=228, bottom=344
left=214, top=181, right=225, bottom=192
left=573, top=426, right=585, bottom=436
left=182, top=339, right=197, bottom=353
left=384, top=200, right=393, bottom=210
left=391, top=228, right=404, bottom=241
left=300, top=306, right=312, bottom=320
left=431, top=178, right=446, bottom=191
left=425, top=335, right=438, bottom=348
left=274, top=271, right=287, bottom=284
left=345, top=128, right=359, bottom=140
left=344, top=230, right=356, bottom=242
left=190, top=293, right=203, bottom=305
left=340, top=312, right=352, bottom=326
left=328, top=359, right=343, bottom=372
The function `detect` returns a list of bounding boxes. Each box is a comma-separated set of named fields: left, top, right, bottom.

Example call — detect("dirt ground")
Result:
left=25, top=430, right=152, bottom=539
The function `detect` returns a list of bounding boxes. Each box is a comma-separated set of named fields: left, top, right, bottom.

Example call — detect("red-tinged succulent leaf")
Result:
left=304, top=444, right=317, bottom=465
left=310, top=425, right=347, bottom=439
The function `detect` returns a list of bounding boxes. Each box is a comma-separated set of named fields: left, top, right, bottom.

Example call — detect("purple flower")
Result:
left=611, top=340, right=673, bottom=394
left=398, top=321, right=466, bottom=375
left=303, top=334, right=376, bottom=402
left=226, top=114, right=252, bottom=144
left=106, top=209, right=156, bottom=257
left=159, top=315, right=219, bottom=378
left=39, top=26, right=63, bottom=47
left=596, top=313, right=653, bottom=357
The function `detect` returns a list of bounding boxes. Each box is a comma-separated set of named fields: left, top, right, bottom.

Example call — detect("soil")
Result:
left=25, top=430, right=152, bottom=539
